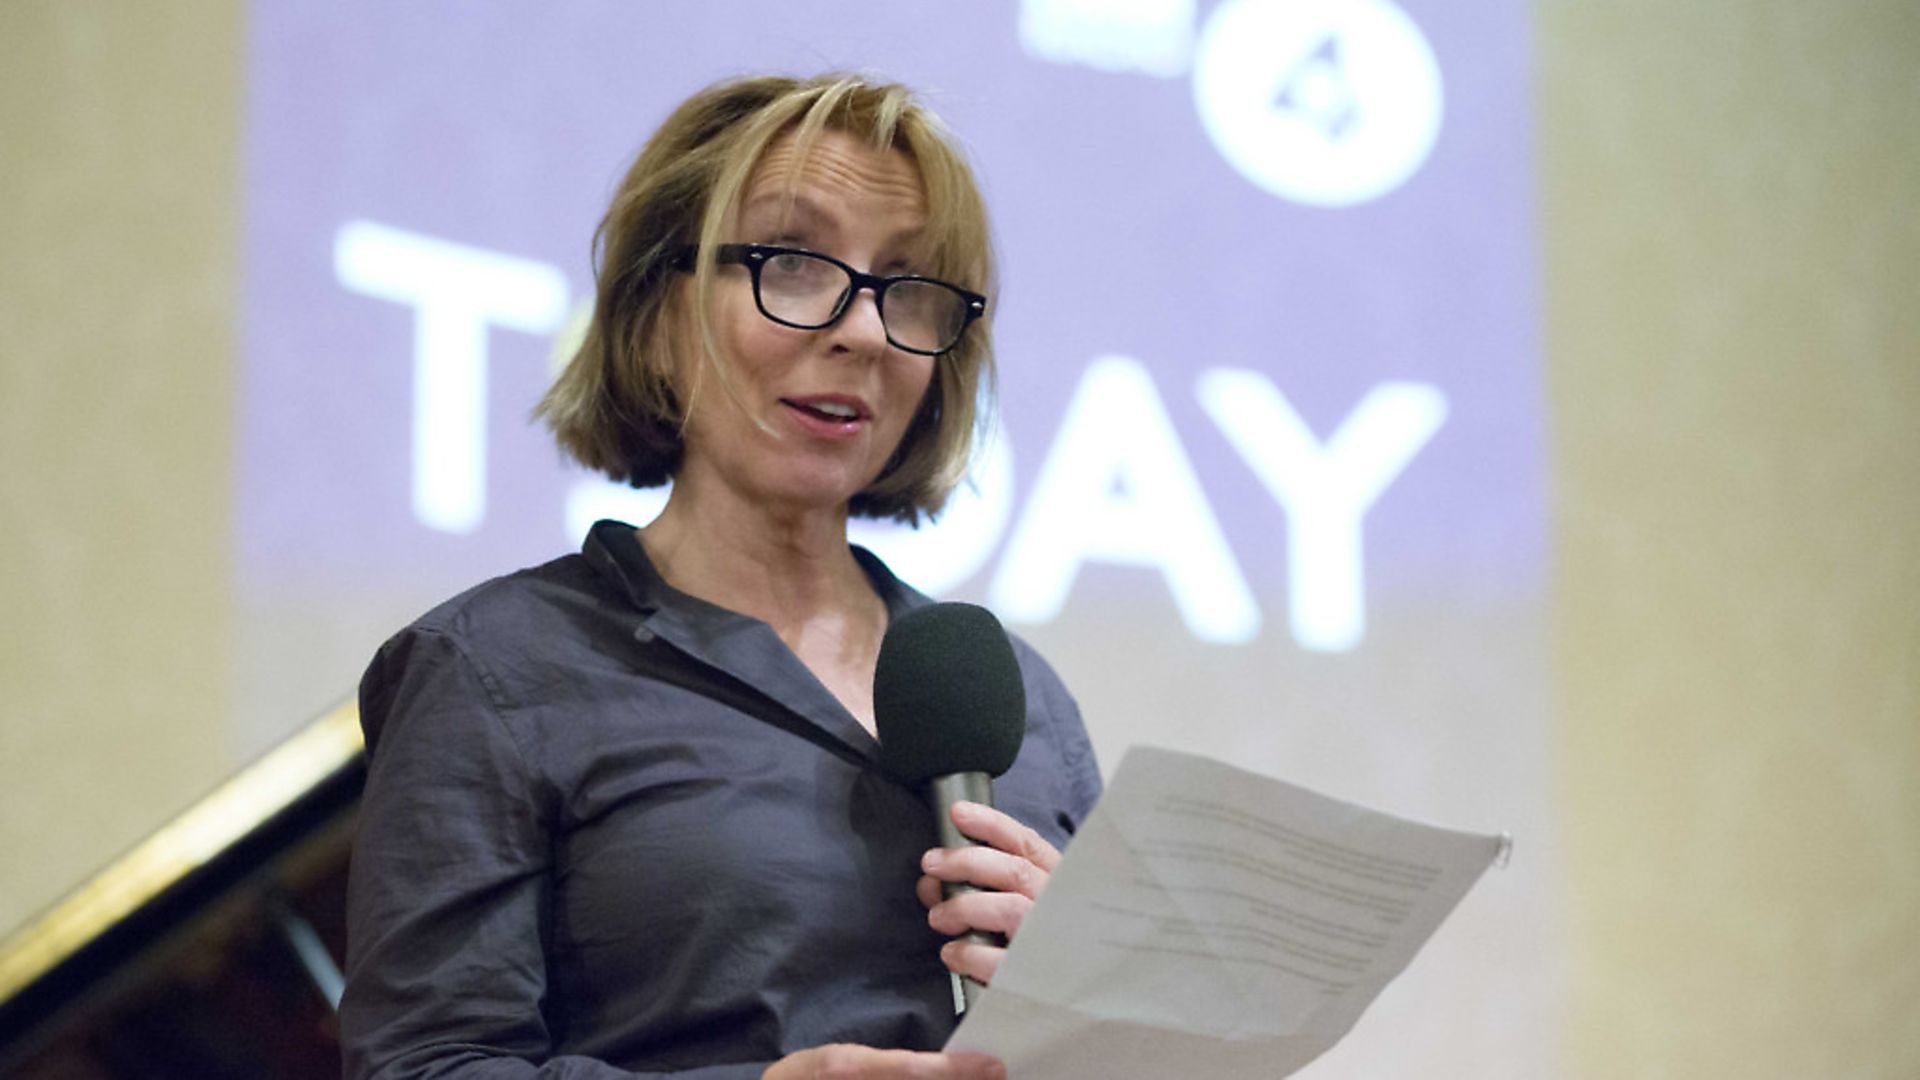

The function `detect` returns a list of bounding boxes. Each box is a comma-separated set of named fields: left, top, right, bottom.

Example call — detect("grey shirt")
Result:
left=341, top=520, right=1102, bottom=1078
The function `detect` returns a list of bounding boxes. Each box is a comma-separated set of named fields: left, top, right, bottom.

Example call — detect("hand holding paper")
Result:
left=946, top=747, right=1508, bottom=1078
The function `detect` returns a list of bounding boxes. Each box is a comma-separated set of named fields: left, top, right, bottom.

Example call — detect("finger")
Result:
left=854, top=1047, right=1003, bottom=1080
left=782, top=1044, right=1004, bottom=1079
left=949, top=801, right=1061, bottom=872
left=916, top=873, right=944, bottom=910
left=938, top=1051, right=1007, bottom=1080
left=940, top=937, right=1005, bottom=986
left=928, top=890, right=1033, bottom=937
left=920, top=845, right=1047, bottom=899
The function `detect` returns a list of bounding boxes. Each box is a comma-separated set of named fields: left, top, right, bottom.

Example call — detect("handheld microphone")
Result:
left=873, top=601, right=1026, bottom=1012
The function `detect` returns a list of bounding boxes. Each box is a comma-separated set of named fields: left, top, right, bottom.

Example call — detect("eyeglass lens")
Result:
left=756, top=251, right=967, bottom=354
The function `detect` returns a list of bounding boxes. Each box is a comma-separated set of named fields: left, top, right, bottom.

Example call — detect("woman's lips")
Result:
left=780, top=396, right=870, bottom=438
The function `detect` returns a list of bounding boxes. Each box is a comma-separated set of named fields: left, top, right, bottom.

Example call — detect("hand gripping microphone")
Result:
left=873, top=601, right=1026, bottom=1012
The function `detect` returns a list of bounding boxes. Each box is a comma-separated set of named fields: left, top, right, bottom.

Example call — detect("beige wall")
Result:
left=1544, top=2, right=1920, bottom=1076
left=1, top=2, right=1914, bottom=1075
left=0, top=2, right=241, bottom=934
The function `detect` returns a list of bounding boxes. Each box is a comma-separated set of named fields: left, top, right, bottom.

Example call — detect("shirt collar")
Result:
left=582, top=518, right=933, bottom=621
left=581, top=518, right=933, bottom=764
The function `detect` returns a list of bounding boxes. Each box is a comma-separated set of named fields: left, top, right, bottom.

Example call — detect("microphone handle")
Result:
left=929, top=772, right=1004, bottom=1012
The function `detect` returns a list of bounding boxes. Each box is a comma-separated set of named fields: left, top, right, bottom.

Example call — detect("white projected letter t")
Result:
left=334, top=220, right=569, bottom=534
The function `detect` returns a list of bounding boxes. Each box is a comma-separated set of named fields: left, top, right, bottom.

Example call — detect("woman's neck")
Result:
left=638, top=477, right=879, bottom=639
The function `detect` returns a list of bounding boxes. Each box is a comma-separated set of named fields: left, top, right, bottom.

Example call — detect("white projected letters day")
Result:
left=335, top=221, right=1446, bottom=652
left=1197, top=372, right=1446, bottom=651
left=987, top=356, right=1258, bottom=645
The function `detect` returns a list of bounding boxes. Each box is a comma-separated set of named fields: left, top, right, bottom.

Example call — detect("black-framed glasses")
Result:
left=680, top=243, right=986, bottom=356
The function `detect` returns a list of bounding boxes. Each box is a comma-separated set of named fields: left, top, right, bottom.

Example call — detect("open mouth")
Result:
left=782, top=398, right=867, bottom=424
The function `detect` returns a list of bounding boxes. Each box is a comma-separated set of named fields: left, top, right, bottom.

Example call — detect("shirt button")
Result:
left=633, top=625, right=656, bottom=644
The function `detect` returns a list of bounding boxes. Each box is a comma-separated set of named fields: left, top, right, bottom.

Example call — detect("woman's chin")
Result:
left=748, top=469, right=875, bottom=519
left=677, top=442, right=888, bottom=523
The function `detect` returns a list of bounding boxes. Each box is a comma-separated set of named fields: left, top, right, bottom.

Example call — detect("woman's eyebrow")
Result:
left=737, top=194, right=927, bottom=257
left=891, top=226, right=930, bottom=254
left=738, top=193, right=831, bottom=236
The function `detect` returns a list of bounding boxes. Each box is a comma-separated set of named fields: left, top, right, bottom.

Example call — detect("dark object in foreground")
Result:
left=873, top=601, right=1026, bottom=786
left=0, top=705, right=363, bottom=1079
left=873, top=601, right=1028, bottom=1010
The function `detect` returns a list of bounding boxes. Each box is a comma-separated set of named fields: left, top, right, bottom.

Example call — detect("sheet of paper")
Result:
left=947, top=746, right=1507, bottom=1078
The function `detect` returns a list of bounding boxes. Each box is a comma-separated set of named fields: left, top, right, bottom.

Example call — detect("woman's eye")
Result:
left=762, top=252, right=839, bottom=291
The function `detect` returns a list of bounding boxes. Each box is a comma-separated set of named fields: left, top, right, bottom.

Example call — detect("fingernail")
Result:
left=921, top=849, right=943, bottom=871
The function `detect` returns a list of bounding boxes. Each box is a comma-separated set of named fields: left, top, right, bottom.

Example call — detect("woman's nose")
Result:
left=827, top=286, right=891, bottom=353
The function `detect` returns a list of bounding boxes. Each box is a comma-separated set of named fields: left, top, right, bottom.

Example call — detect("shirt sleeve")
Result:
left=1015, top=640, right=1104, bottom=836
left=1046, top=670, right=1103, bottom=829
left=340, top=625, right=770, bottom=1080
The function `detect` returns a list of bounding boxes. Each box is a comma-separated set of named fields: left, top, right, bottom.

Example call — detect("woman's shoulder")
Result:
left=357, top=552, right=631, bottom=748
left=397, top=551, right=607, bottom=646
left=997, top=629, right=1073, bottom=711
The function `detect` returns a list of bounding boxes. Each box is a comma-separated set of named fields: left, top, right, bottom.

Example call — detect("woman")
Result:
left=341, top=74, right=1102, bottom=1079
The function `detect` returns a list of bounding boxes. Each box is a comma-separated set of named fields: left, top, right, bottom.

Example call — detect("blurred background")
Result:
left=1, top=1, right=1914, bottom=1077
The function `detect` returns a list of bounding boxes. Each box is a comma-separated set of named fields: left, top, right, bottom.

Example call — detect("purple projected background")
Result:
left=241, top=2, right=1551, bottom=1074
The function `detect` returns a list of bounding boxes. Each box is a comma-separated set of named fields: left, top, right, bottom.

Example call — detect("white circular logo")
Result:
left=1192, top=0, right=1444, bottom=207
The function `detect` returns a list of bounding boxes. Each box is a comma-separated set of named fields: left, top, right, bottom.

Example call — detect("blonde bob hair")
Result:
left=537, top=73, right=996, bottom=524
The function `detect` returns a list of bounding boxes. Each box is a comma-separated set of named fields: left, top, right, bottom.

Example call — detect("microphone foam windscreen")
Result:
left=873, top=602, right=1026, bottom=784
